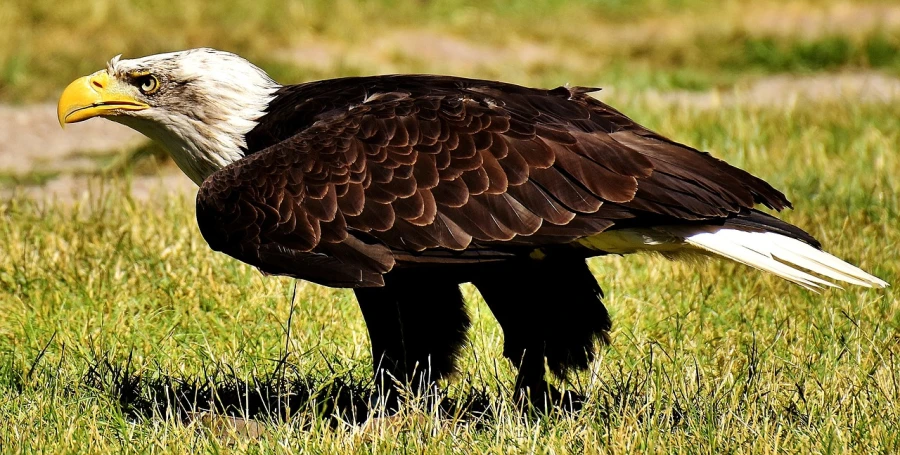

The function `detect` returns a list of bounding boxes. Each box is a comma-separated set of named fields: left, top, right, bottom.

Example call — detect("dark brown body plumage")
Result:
left=195, top=75, right=815, bottom=407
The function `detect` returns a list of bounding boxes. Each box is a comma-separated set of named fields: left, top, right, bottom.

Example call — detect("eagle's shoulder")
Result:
left=243, top=75, right=617, bottom=154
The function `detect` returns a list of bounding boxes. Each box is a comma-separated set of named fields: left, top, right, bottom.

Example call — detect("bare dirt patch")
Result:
left=366, top=30, right=580, bottom=73
left=279, top=30, right=585, bottom=75
left=1, top=173, right=196, bottom=204
left=589, top=2, right=900, bottom=50
left=744, top=2, right=900, bottom=38
left=637, top=71, right=900, bottom=110
left=0, top=104, right=143, bottom=174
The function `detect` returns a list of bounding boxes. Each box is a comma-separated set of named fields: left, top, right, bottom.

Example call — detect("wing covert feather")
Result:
left=197, top=77, right=791, bottom=287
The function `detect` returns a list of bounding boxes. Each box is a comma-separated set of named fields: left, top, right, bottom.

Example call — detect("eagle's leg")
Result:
left=473, top=256, right=611, bottom=412
left=354, top=269, right=470, bottom=411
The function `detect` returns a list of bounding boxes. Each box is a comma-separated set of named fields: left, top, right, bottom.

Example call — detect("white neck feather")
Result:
left=109, top=49, right=281, bottom=185
left=114, top=109, right=265, bottom=186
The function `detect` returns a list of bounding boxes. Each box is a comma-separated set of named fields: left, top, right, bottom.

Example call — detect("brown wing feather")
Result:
left=197, top=81, right=790, bottom=287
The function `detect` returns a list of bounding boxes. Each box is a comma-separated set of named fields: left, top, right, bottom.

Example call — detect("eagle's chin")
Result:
left=113, top=112, right=247, bottom=186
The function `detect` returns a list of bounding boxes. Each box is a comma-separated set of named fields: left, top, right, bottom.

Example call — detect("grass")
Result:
left=731, top=33, right=900, bottom=73
left=1, top=99, right=898, bottom=452
left=0, top=170, right=60, bottom=187
left=3, top=0, right=900, bottom=102
left=2, top=0, right=900, bottom=452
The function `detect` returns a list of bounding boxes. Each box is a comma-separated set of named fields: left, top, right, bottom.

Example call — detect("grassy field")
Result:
left=2, top=0, right=900, bottom=453
left=3, top=0, right=900, bottom=102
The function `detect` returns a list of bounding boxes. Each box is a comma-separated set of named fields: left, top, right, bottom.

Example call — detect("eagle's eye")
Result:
left=136, top=75, right=160, bottom=95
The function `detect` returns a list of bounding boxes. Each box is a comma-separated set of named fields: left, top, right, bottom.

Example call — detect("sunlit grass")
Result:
left=1, top=99, right=897, bottom=452
left=2, top=0, right=900, bottom=102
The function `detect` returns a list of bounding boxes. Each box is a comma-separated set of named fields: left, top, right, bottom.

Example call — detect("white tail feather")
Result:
left=666, top=227, right=889, bottom=291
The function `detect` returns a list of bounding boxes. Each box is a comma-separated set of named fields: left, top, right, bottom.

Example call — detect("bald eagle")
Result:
left=58, top=48, right=887, bottom=410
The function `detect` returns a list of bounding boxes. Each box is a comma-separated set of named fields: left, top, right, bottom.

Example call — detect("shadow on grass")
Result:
left=8, top=338, right=823, bottom=437
left=80, top=353, right=495, bottom=429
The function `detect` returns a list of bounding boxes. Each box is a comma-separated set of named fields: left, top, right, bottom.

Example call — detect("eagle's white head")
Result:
left=58, top=48, right=281, bottom=185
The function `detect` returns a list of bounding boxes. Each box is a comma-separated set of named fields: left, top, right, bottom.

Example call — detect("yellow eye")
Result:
left=137, top=75, right=160, bottom=94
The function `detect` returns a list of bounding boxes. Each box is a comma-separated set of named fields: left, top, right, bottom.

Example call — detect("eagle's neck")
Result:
left=114, top=114, right=259, bottom=185
left=113, top=54, right=281, bottom=185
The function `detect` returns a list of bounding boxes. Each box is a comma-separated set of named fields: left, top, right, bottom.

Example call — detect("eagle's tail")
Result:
left=662, top=211, right=888, bottom=291
left=581, top=210, right=888, bottom=290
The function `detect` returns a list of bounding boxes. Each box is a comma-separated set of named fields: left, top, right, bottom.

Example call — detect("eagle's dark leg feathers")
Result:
left=354, top=270, right=470, bottom=408
left=354, top=257, right=608, bottom=412
left=473, top=256, right=611, bottom=411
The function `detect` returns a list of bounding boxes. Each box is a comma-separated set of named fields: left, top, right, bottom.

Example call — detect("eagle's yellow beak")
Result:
left=57, top=70, right=149, bottom=127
